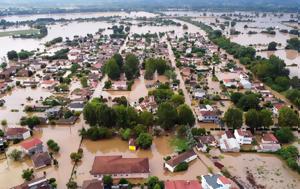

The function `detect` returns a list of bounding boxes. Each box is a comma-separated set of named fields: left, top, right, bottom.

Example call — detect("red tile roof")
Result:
left=21, top=138, right=42, bottom=150
left=90, top=156, right=149, bottom=175
left=262, top=133, right=278, bottom=143
left=165, top=180, right=202, bottom=189
left=218, top=176, right=231, bottom=185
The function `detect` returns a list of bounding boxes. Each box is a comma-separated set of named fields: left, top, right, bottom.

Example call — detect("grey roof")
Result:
left=203, top=174, right=222, bottom=189
left=69, top=102, right=84, bottom=109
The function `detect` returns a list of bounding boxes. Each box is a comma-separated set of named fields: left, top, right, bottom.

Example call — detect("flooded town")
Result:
left=0, top=1, right=299, bottom=189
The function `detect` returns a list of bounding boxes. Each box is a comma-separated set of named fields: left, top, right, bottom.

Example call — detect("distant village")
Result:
left=0, top=12, right=299, bottom=189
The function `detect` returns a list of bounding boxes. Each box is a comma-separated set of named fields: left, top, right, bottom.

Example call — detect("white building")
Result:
left=234, top=129, right=253, bottom=145
left=164, top=150, right=197, bottom=172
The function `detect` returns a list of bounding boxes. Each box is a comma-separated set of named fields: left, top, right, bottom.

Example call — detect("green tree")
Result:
left=120, top=128, right=132, bottom=140
left=124, top=54, right=139, bottom=80
left=147, top=176, right=164, bottom=189
left=267, top=41, right=277, bottom=50
left=80, top=77, right=88, bottom=88
left=7, top=50, right=18, bottom=60
left=136, top=133, right=153, bottom=149
left=9, top=149, right=22, bottom=161
left=113, top=105, right=138, bottom=128
left=133, top=124, right=147, bottom=136
left=278, top=107, right=299, bottom=127
left=103, top=175, right=113, bottom=186
left=237, top=93, right=260, bottom=111
left=245, top=109, right=261, bottom=133
left=66, top=179, right=78, bottom=189
left=105, top=58, right=121, bottom=80
left=22, top=168, right=34, bottom=181
left=275, top=127, right=295, bottom=143
left=70, top=152, right=83, bottom=163
left=260, top=109, right=273, bottom=128
left=112, top=53, right=123, bottom=69
left=153, top=184, right=161, bottom=189
left=139, top=111, right=154, bottom=126
left=224, top=108, right=243, bottom=129
left=169, top=94, right=185, bottom=107
left=177, top=104, right=195, bottom=126
left=157, top=102, right=178, bottom=130
left=230, top=92, right=243, bottom=104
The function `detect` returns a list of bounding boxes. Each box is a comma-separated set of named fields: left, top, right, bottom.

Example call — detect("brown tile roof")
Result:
left=262, top=133, right=278, bottom=143
left=236, top=129, right=253, bottom=137
left=90, top=155, right=149, bottom=175
left=31, top=152, right=51, bottom=169
left=165, top=180, right=202, bottom=189
left=166, top=150, right=196, bottom=167
left=82, top=179, right=104, bottom=189
left=197, top=135, right=216, bottom=145
left=6, top=127, right=29, bottom=136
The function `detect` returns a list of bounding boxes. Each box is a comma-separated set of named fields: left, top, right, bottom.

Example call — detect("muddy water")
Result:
left=75, top=136, right=210, bottom=185
left=0, top=123, right=82, bottom=188
left=0, top=87, right=51, bottom=125
left=0, top=21, right=114, bottom=58
left=258, top=49, right=300, bottom=78
left=219, top=152, right=300, bottom=189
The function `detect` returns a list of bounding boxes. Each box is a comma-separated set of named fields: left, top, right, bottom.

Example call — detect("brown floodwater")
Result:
left=214, top=151, right=300, bottom=189
left=0, top=87, right=51, bottom=125
left=75, top=136, right=211, bottom=186
left=258, top=49, right=300, bottom=78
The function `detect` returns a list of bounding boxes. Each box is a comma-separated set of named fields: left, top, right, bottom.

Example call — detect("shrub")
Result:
left=174, top=162, right=189, bottom=172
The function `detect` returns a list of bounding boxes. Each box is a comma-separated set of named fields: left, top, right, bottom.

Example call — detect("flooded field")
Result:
left=221, top=153, right=300, bottom=189
left=0, top=87, right=51, bottom=124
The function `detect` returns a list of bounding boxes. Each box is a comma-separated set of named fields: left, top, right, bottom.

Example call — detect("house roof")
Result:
left=90, top=155, right=149, bottom=175
left=202, top=174, right=223, bottom=188
left=236, top=129, right=253, bottom=138
left=6, top=127, right=29, bottom=136
left=200, top=111, right=217, bottom=117
left=165, top=180, right=202, bottom=189
left=31, top=152, right=51, bottom=168
left=11, top=176, right=50, bottom=189
left=225, top=131, right=234, bottom=139
left=21, top=138, right=43, bottom=150
left=197, top=135, right=216, bottom=145
left=82, top=179, right=104, bottom=189
left=218, top=176, right=231, bottom=185
left=166, top=150, right=196, bottom=167
left=262, top=133, right=278, bottom=143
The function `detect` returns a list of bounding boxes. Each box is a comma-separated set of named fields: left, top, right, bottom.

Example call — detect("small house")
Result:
left=256, top=133, right=281, bottom=152
left=197, top=135, right=218, bottom=147
left=196, top=142, right=207, bottom=152
left=68, top=101, right=85, bottom=112
left=219, top=134, right=240, bottom=152
left=223, top=79, right=237, bottom=88
left=165, top=150, right=197, bottom=172
left=31, top=152, right=52, bottom=169
left=6, top=127, right=31, bottom=140
left=201, top=174, right=232, bottom=189
left=12, top=176, right=51, bottom=189
left=234, top=129, right=253, bottom=145
left=46, top=106, right=62, bottom=118
left=20, top=138, right=44, bottom=155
